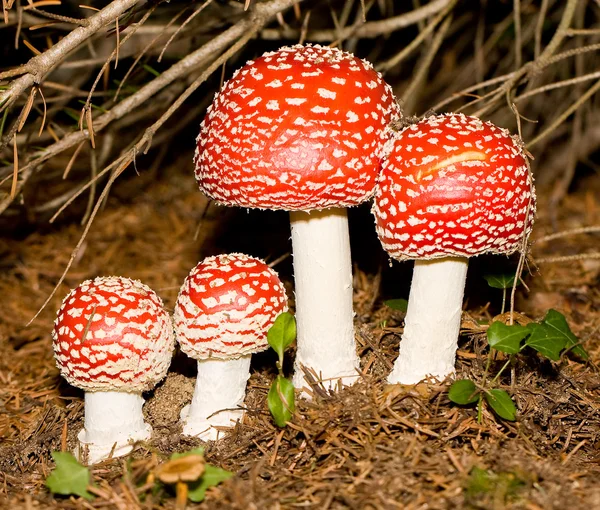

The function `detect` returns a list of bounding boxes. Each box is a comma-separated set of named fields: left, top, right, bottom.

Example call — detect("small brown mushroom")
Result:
left=155, top=454, right=205, bottom=509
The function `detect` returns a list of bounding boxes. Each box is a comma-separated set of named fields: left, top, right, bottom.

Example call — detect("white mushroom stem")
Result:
left=77, top=391, right=151, bottom=464
left=388, top=257, right=468, bottom=385
left=290, top=208, right=360, bottom=392
left=181, top=355, right=251, bottom=440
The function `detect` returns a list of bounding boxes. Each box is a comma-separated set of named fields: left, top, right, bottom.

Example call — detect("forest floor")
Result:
left=0, top=158, right=599, bottom=509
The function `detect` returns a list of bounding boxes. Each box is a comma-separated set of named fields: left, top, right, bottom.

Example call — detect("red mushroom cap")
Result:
left=195, top=44, right=399, bottom=211
left=374, top=113, right=536, bottom=260
left=52, top=276, right=174, bottom=392
left=173, top=253, right=288, bottom=359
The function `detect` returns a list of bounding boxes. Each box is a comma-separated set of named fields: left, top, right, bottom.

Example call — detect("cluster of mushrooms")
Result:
left=51, top=45, right=536, bottom=465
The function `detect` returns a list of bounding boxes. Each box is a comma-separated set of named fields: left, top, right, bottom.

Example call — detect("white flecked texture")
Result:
left=195, top=44, right=400, bottom=211
left=174, top=253, right=288, bottom=359
left=52, top=276, right=174, bottom=393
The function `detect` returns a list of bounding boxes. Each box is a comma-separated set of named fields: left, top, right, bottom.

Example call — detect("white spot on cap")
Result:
left=347, top=111, right=359, bottom=123
left=317, top=88, right=336, bottom=99
left=266, top=100, right=280, bottom=110
left=318, top=160, right=333, bottom=171
left=286, top=98, right=307, bottom=106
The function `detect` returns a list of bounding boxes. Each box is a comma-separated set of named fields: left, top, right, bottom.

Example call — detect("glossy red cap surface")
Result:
left=195, top=44, right=399, bottom=211
left=373, top=113, right=536, bottom=260
left=174, top=253, right=288, bottom=359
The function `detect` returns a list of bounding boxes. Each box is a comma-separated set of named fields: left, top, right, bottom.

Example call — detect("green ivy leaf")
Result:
left=483, top=273, right=517, bottom=289
left=188, top=464, right=234, bottom=503
left=524, top=323, right=567, bottom=361
left=486, top=321, right=529, bottom=354
left=45, top=452, right=94, bottom=500
left=448, top=379, right=479, bottom=405
left=541, top=309, right=589, bottom=360
left=484, top=389, right=517, bottom=421
left=384, top=299, right=408, bottom=312
left=268, top=375, right=295, bottom=427
left=267, top=312, right=297, bottom=362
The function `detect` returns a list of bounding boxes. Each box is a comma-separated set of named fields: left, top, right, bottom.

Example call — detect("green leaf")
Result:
left=524, top=323, right=567, bottom=361
left=76, top=100, right=107, bottom=113
left=541, top=309, right=589, bottom=360
left=448, top=379, right=479, bottom=405
left=466, top=466, right=494, bottom=496
left=267, top=312, right=297, bottom=361
left=465, top=466, right=525, bottom=499
left=0, top=110, right=8, bottom=140
left=484, top=389, right=517, bottom=421
left=171, top=447, right=204, bottom=460
left=486, top=321, right=529, bottom=354
left=142, top=64, right=161, bottom=77
left=268, top=375, right=295, bottom=427
left=483, top=273, right=519, bottom=289
left=384, top=299, right=408, bottom=312
left=45, top=452, right=94, bottom=500
left=63, top=107, right=81, bottom=124
left=187, top=464, right=234, bottom=503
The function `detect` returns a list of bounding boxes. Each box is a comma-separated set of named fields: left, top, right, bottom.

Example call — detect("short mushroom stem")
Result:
left=290, top=208, right=360, bottom=392
left=77, top=391, right=151, bottom=464
left=181, top=355, right=251, bottom=440
left=388, top=257, right=468, bottom=385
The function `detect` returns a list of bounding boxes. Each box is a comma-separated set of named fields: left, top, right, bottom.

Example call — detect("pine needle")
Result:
left=22, top=39, right=41, bottom=55
left=37, top=86, right=47, bottom=137
left=23, top=0, right=61, bottom=10
left=17, top=86, right=37, bottom=132
left=11, top=135, right=18, bottom=199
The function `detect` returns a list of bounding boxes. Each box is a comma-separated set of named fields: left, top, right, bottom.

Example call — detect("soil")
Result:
left=0, top=159, right=599, bottom=509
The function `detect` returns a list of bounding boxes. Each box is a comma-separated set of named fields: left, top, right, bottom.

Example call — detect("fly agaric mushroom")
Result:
left=195, top=44, right=399, bottom=391
left=52, top=276, right=174, bottom=464
left=174, top=253, right=287, bottom=440
left=373, top=113, right=535, bottom=384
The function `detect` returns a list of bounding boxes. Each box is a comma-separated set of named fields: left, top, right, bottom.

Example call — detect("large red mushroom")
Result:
left=53, top=276, right=174, bottom=464
left=174, top=253, right=287, bottom=440
left=195, top=44, right=399, bottom=391
left=373, top=113, right=536, bottom=384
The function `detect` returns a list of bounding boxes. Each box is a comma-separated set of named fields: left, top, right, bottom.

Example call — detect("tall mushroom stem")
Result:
left=290, top=208, right=360, bottom=391
left=77, top=391, right=152, bottom=464
left=388, top=257, right=468, bottom=385
left=181, top=355, right=251, bottom=440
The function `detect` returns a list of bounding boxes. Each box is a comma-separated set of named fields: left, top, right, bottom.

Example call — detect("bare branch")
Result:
left=402, top=15, right=452, bottom=114
left=515, top=70, right=600, bottom=101
left=528, top=79, right=600, bottom=149
left=0, top=0, right=302, bottom=214
left=536, top=226, right=600, bottom=244
left=157, top=0, right=213, bottom=63
left=377, top=0, right=456, bottom=72
left=534, top=253, right=600, bottom=264
left=0, top=0, right=140, bottom=114
left=260, top=0, right=452, bottom=41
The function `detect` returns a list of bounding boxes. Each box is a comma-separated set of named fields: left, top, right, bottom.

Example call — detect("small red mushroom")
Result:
left=195, top=44, right=399, bottom=391
left=174, top=253, right=287, bottom=440
left=53, top=276, right=174, bottom=464
left=373, top=113, right=536, bottom=384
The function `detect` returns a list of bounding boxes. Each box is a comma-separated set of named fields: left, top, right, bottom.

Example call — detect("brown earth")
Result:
left=0, top=157, right=599, bottom=509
